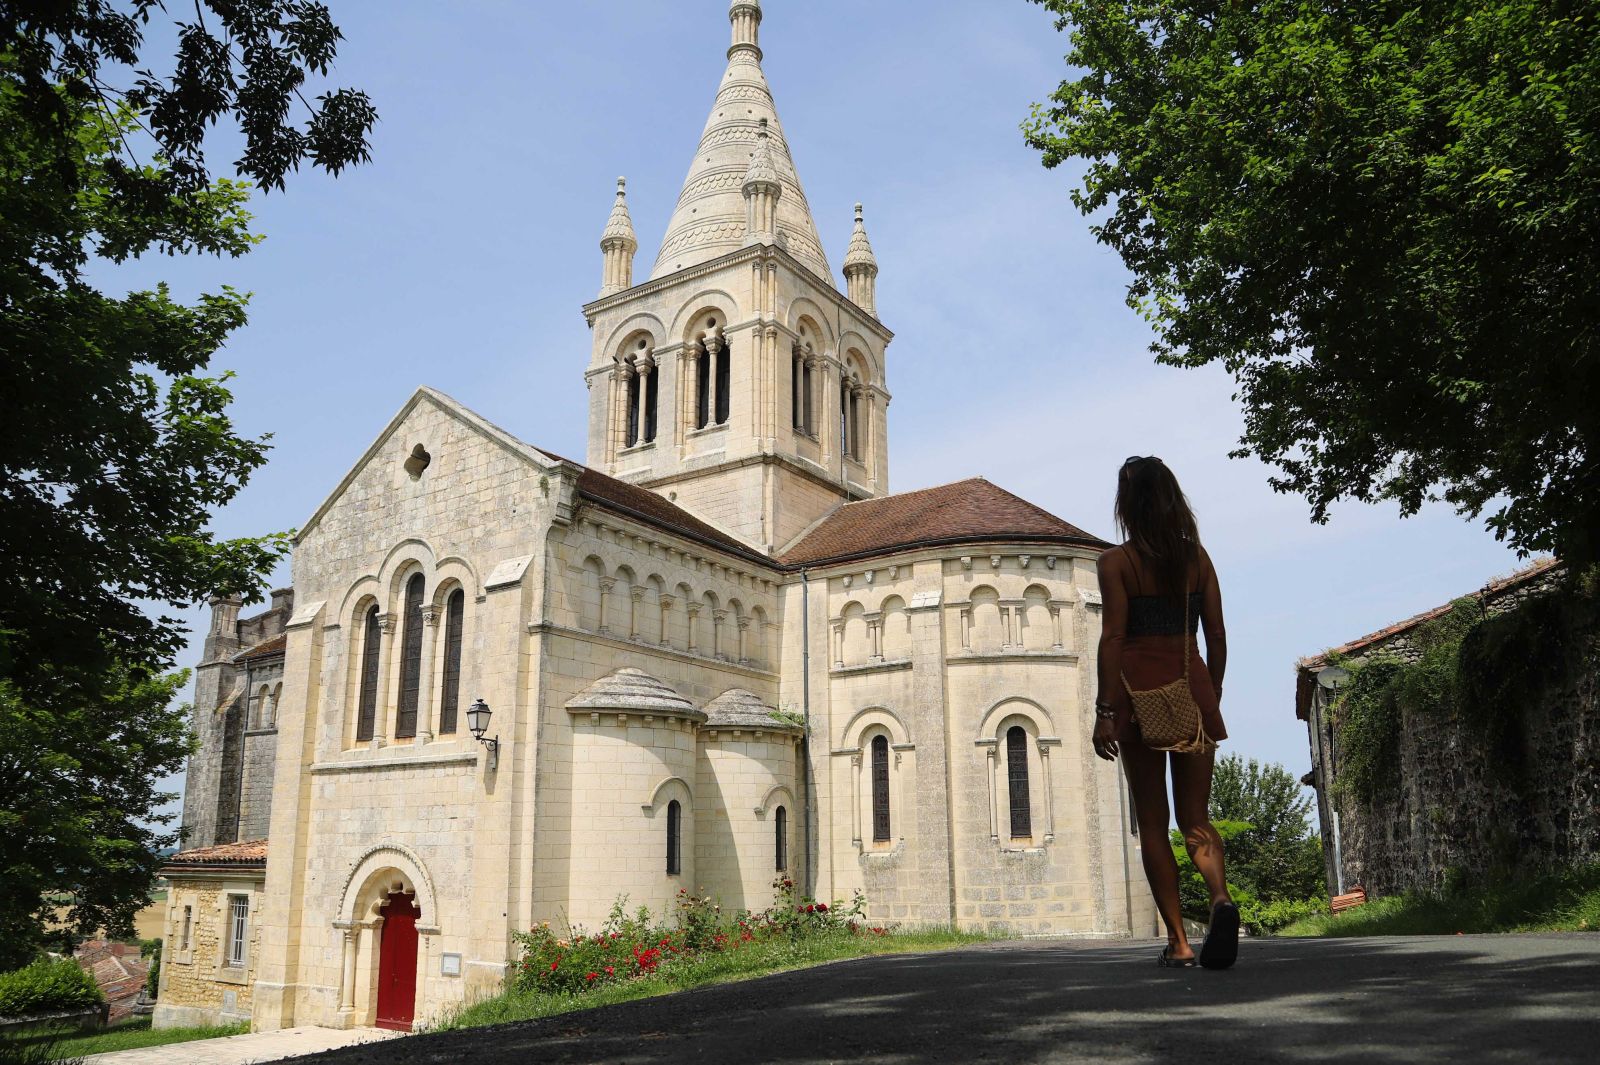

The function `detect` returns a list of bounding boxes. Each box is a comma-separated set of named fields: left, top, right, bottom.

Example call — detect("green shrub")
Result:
left=0, top=958, right=103, bottom=1019
left=1241, top=896, right=1326, bottom=935
left=511, top=879, right=874, bottom=997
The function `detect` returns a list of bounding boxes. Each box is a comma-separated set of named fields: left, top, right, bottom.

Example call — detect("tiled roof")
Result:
left=161, top=839, right=268, bottom=868
left=1294, top=557, right=1564, bottom=719
left=233, top=634, right=286, bottom=662
left=536, top=449, right=772, bottom=567
left=781, top=478, right=1108, bottom=567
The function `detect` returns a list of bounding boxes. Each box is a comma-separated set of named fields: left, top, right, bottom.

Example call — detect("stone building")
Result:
left=1294, top=557, right=1576, bottom=896
left=160, top=1, right=1156, bottom=1034
left=153, top=841, right=268, bottom=1029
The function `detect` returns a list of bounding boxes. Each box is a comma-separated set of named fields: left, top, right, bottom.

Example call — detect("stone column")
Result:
left=635, top=356, right=655, bottom=445
left=416, top=604, right=441, bottom=745
left=764, top=324, right=780, bottom=444
left=736, top=616, right=750, bottom=664
left=657, top=594, right=675, bottom=646
left=850, top=750, right=863, bottom=849
left=1038, top=738, right=1060, bottom=843
left=675, top=346, right=693, bottom=455
left=686, top=603, right=701, bottom=654
left=712, top=608, right=729, bottom=660
left=831, top=620, right=845, bottom=668
left=337, top=925, right=357, bottom=1011
left=982, top=741, right=1000, bottom=841
left=597, top=577, right=616, bottom=636
left=628, top=586, right=643, bottom=640
left=373, top=613, right=396, bottom=749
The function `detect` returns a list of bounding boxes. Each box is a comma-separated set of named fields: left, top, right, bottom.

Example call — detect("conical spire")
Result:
left=650, top=1, right=831, bottom=282
left=599, top=177, right=639, bottom=296
left=601, top=177, right=638, bottom=248
left=842, top=203, right=879, bottom=314
left=843, top=203, right=877, bottom=273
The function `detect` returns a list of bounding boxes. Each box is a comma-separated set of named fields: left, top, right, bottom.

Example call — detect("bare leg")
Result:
left=1171, top=749, right=1231, bottom=908
left=1121, top=742, right=1192, bottom=959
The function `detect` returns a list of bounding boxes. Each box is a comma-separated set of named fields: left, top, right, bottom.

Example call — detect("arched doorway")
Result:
left=375, top=892, right=420, bottom=1031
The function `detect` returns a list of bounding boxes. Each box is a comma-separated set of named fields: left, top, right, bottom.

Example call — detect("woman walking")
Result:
left=1091, top=456, right=1237, bottom=969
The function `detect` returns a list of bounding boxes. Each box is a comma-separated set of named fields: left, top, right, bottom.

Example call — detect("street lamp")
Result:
left=466, top=697, right=498, bottom=771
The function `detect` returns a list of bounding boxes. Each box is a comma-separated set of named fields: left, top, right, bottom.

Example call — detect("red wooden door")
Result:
left=375, top=892, right=420, bottom=1031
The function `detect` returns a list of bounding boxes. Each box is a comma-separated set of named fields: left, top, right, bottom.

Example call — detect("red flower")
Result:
left=817, top=903, right=829, bottom=913
left=605, top=966, right=614, bottom=975
left=550, top=961, right=559, bottom=971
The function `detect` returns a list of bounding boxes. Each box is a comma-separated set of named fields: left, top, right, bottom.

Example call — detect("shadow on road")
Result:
left=287, top=936, right=1600, bottom=1064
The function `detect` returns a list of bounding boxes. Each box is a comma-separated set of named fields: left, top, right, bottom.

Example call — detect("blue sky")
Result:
left=115, top=1, right=1525, bottom=818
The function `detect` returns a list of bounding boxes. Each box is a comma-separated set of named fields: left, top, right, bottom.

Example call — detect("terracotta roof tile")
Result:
left=233, top=634, right=286, bottom=663
left=780, top=478, right=1108, bottom=567
left=1294, top=557, right=1563, bottom=719
left=162, top=839, right=268, bottom=868
left=535, top=450, right=772, bottom=566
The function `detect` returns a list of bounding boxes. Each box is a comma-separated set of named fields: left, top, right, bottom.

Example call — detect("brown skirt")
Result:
left=1112, top=634, right=1228, bottom=748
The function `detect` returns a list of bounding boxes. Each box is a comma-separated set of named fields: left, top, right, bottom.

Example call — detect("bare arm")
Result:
left=1095, top=547, right=1130, bottom=710
left=1199, top=546, right=1227, bottom=696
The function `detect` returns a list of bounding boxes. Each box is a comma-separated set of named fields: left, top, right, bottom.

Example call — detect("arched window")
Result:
left=643, top=367, right=658, bottom=442
left=840, top=378, right=850, bottom=456
left=395, top=573, right=424, bottom=739
left=849, top=388, right=862, bottom=459
left=714, top=337, right=730, bottom=425
left=625, top=365, right=641, bottom=447
left=695, top=342, right=710, bottom=429
left=791, top=351, right=805, bottom=431
left=1007, top=726, right=1032, bottom=838
left=775, top=805, right=788, bottom=872
left=871, top=735, right=891, bottom=842
left=356, top=605, right=382, bottom=741
left=437, top=588, right=464, bottom=734
left=666, top=799, right=682, bottom=875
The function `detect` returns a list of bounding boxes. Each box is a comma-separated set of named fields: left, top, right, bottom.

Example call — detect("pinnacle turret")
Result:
left=842, top=203, right=879, bottom=315
left=599, top=177, right=639, bottom=296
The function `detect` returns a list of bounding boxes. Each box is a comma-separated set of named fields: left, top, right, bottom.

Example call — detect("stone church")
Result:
left=155, top=0, right=1157, bottom=1034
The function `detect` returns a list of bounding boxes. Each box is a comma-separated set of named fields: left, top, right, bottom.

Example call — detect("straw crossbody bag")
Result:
left=1122, top=596, right=1216, bottom=755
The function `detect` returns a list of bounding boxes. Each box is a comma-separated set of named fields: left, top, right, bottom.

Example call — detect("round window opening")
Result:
left=404, top=444, right=431, bottom=480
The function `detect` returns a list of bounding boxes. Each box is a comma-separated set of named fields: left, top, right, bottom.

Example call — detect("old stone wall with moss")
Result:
left=1324, top=571, right=1600, bottom=896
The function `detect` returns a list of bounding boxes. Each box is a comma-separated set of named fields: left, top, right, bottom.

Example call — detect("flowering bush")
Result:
left=511, top=879, right=879, bottom=997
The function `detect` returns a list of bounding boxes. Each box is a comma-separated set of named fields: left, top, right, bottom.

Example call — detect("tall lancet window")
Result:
left=356, top=604, right=382, bottom=742
left=871, top=734, right=891, bottom=842
left=625, top=364, right=641, bottom=448
left=643, top=366, right=659, bottom=442
left=840, top=379, right=851, bottom=457
left=792, top=350, right=805, bottom=432
left=849, top=387, right=862, bottom=461
left=713, top=336, right=730, bottom=425
left=395, top=573, right=425, bottom=739
left=437, top=588, right=464, bottom=735
left=1007, top=725, right=1032, bottom=838
left=695, top=341, right=710, bottom=430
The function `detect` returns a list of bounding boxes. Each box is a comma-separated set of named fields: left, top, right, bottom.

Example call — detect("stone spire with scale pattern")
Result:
left=650, top=0, right=832, bottom=282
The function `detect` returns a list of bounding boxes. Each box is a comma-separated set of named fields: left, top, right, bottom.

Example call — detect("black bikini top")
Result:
left=1127, top=591, right=1203, bottom=638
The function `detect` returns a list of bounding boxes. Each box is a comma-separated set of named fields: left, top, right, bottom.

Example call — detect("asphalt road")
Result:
left=287, top=935, right=1600, bottom=1064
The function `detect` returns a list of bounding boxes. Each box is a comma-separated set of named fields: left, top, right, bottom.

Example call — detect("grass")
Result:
left=2, top=1016, right=249, bottom=1062
left=1276, top=864, right=1600, bottom=937
left=438, top=927, right=990, bottom=1031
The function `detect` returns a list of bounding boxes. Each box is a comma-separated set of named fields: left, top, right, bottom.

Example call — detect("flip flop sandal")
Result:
left=1200, top=902, right=1240, bottom=970
left=1158, top=946, right=1197, bottom=968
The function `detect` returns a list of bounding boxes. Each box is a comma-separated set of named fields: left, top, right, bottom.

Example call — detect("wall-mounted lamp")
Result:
left=466, top=697, right=499, bottom=771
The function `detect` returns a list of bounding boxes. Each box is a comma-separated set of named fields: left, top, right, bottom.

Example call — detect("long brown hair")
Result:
left=1115, top=456, right=1200, bottom=598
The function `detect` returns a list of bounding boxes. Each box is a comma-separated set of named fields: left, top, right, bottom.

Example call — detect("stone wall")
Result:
left=153, top=877, right=263, bottom=1029
left=1310, top=567, right=1600, bottom=896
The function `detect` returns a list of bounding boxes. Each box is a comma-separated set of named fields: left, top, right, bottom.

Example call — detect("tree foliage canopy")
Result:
left=1025, top=0, right=1600, bottom=566
left=0, top=1, right=373, bottom=965
left=1209, top=754, right=1325, bottom=902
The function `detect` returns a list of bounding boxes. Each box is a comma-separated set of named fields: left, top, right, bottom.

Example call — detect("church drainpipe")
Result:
left=800, top=568, right=815, bottom=895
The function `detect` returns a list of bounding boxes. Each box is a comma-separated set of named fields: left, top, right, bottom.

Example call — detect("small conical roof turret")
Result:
left=743, top=119, right=780, bottom=191
left=843, top=203, right=878, bottom=275
left=600, top=176, right=638, bottom=251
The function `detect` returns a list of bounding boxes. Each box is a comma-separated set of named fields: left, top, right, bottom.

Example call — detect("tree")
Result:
left=0, top=672, right=191, bottom=971
left=1209, top=755, right=1324, bottom=902
left=0, top=1, right=374, bottom=963
left=1024, top=1, right=1600, bottom=567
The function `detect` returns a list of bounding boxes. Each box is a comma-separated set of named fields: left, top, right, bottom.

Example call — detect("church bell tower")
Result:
left=581, top=0, right=892, bottom=556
